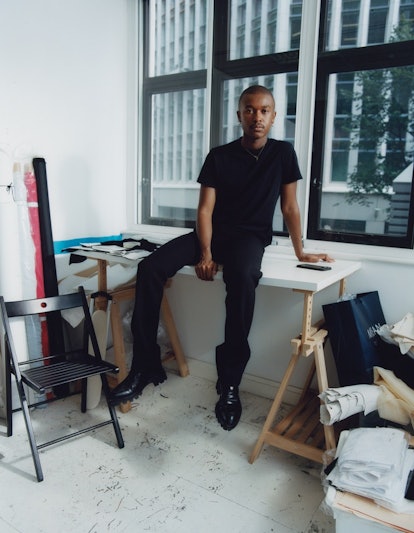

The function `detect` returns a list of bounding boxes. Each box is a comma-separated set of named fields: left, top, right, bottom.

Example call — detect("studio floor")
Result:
left=0, top=370, right=335, bottom=533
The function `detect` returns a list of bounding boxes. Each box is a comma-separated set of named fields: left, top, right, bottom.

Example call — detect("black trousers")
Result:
left=130, top=229, right=264, bottom=386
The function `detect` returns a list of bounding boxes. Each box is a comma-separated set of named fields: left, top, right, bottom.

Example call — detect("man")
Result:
left=110, top=85, right=333, bottom=430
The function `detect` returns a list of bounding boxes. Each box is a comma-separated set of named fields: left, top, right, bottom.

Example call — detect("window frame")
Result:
left=141, top=0, right=208, bottom=228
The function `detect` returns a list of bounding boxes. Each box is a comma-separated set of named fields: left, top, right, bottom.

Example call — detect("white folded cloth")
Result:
left=337, top=427, right=407, bottom=482
left=327, top=427, right=414, bottom=511
left=374, top=367, right=414, bottom=428
left=319, top=385, right=381, bottom=425
left=377, top=312, right=414, bottom=359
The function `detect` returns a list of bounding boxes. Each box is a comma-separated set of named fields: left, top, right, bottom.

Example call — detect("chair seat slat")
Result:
left=22, top=357, right=119, bottom=393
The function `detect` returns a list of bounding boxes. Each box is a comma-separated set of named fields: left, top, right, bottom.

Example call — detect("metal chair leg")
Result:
left=17, top=382, right=44, bottom=482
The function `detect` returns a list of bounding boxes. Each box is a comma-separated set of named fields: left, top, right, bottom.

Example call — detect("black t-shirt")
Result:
left=197, top=138, right=303, bottom=246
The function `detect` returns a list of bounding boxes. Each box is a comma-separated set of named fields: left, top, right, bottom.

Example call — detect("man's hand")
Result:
left=195, top=257, right=218, bottom=281
left=297, top=252, right=334, bottom=263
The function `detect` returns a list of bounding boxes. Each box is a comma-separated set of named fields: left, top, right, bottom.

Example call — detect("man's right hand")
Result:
left=195, top=257, right=218, bottom=281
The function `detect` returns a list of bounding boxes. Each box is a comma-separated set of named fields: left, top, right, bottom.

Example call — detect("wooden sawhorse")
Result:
left=88, top=254, right=189, bottom=413
left=249, top=280, right=347, bottom=464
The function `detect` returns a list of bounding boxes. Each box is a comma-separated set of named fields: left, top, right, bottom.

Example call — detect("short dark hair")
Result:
left=238, top=85, right=275, bottom=109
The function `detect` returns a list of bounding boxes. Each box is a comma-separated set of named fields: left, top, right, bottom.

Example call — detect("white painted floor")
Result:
left=0, top=371, right=335, bottom=533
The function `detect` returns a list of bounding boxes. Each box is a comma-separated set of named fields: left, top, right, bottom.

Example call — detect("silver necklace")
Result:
left=243, top=143, right=266, bottom=161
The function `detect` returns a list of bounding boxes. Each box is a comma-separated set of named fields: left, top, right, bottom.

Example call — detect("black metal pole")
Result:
left=32, top=158, right=67, bottom=396
left=32, top=158, right=59, bottom=299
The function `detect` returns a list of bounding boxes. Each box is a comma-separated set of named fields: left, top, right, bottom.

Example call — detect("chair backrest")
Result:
left=4, top=291, right=84, bottom=318
left=0, top=287, right=102, bottom=363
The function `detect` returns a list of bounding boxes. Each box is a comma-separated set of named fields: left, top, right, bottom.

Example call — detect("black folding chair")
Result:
left=0, top=286, right=124, bottom=482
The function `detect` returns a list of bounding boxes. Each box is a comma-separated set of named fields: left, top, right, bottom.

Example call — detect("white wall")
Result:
left=0, top=0, right=133, bottom=240
left=0, top=0, right=134, bottom=299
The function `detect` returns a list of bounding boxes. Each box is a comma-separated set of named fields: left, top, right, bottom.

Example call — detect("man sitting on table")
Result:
left=110, top=85, right=333, bottom=430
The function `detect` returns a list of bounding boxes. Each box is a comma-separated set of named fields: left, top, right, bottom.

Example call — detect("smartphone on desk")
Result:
left=297, top=263, right=332, bottom=271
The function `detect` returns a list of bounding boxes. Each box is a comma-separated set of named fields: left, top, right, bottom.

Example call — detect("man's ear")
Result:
left=237, top=110, right=241, bottom=122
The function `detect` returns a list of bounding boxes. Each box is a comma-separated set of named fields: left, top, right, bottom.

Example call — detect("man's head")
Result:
left=237, top=85, right=276, bottom=146
left=238, top=85, right=275, bottom=110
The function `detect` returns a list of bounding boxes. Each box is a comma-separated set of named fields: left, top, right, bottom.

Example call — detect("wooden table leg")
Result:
left=97, top=259, right=107, bottom=293
left=250, top=284, right=341, bottom=464
left=249, top=346, right=301, bottom=464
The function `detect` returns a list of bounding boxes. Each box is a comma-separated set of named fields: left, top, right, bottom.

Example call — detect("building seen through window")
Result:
left=310, top=0, right=414, bottom=246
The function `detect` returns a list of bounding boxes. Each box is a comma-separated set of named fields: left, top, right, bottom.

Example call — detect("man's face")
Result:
left=237, top=91, right=276, bottom=143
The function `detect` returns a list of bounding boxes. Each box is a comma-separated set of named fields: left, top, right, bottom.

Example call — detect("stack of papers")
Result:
left=71, top=243, right=151, bottom=260
left=327, top=427, right=414, bottom=513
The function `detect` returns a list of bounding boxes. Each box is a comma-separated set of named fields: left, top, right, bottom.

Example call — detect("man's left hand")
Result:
left=297, top=252, right=334, bottom=263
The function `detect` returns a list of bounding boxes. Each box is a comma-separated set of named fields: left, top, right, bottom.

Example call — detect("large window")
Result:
left=309, top=0, right=414, bottom=247
left=141, top=0, right=414, bottom=248
left=142, top=0, right=209, bottom=226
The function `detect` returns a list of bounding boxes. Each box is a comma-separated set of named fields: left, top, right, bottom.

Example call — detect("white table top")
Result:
left=72, top=249, right=360, bottom=294
left=178, top=254, right=361, bottom=293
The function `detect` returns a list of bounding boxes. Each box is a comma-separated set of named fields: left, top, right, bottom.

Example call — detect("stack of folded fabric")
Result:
left=326, top=427, right=414, bottom=513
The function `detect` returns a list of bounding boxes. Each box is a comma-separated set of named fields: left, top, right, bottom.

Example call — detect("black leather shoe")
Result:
left=109, top=369, right=167, bottom=405
left=215, top=382, right=242, bottom=431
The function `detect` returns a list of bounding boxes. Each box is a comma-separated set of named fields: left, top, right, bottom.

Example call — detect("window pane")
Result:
left=229, top=0, right=303, bottom=60
left=148, top=0, right=208, bottom=76
left=325, top=0, right=414, bottom=51
left=222, top=74, right=298, bottom=232
left=150, top=89, right=206, bottom=221
left=319, top=65, right=414, bottom=238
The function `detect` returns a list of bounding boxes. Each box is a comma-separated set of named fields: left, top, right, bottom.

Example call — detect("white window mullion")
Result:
left=183, top=0, right=189, bottom=70
left=329, top=0, right=342, bottom=50
left=193, top=0, right=200, bottom=70
left=164, top=93, right=170, bottom=181
left=323, top=74, right=337, bottom=186
left=165, top=2, right=171, bottom=73
left=204, top=0, right=214, bottom=158
left=244, top=0, right=252, bottom=57
left=357, top=0, right=370, bottom=47
left=276, top=0, right=290, bottom=51
left=260, top=0, right=268, bottom=55
left=386, top=0, right=401, bottom=41
left=294, top=0, right=321, bottom=234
